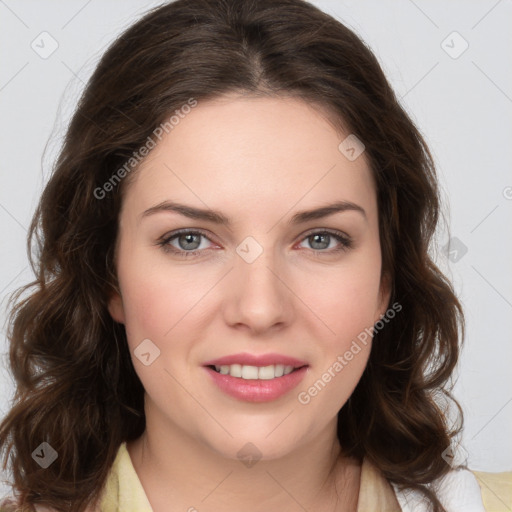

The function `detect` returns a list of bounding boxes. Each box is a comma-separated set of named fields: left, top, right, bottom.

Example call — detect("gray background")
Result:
left=1, top=0, right=511, bottom=495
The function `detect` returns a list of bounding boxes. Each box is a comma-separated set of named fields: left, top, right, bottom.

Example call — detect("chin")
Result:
left=197, top=422, right=308, bottom=463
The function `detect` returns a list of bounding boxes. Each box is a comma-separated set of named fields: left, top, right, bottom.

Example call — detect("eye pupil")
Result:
left=310, top=233, right=329, bottom=250
left=179, top=233, right=201, bottom=250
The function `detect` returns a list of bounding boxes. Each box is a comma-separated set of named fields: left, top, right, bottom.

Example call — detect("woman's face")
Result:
left=109, top=94, right=390, bottom=460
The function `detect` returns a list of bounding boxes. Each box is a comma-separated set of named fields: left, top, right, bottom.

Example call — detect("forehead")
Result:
left=122, top=95, right=377, bottom=225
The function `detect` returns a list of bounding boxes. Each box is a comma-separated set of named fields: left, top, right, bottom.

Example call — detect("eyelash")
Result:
left=157, top=228, right=353, bottom=259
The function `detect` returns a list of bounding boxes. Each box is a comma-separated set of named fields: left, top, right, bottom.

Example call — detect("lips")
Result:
left=203, top=352, right=309, bottom=402
left=203, top=352, right=308, bottom=368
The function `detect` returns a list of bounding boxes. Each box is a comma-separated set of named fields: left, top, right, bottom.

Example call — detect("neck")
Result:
left=127, top=402, right=361, bottom=512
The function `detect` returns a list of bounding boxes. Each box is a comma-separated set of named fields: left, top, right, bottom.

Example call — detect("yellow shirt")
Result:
left=98, top=442, right=402, bottom=511
left=1, top=442, right=510, bottom=511
left=97, top=442, right=512, bottom=511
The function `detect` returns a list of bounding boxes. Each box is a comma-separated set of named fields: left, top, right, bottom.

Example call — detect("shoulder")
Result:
left=0, top=497, right=20, bottom=512
left=0, top=496, right=92, bottom=512
left=435, top=468, right=487, bottom=511
left=392, top=468, right=487, bottom=512
left=472, top=469, right=512, bottom=512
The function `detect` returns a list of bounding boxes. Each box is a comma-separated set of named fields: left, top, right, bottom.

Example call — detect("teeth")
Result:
left=242, top=365, right=259, bottom=379
left=284, top=365, right=294, bottom=375
left=229, top=364, right=242, bottom=378
left=258, top=365, right=275, bottom=380
left=213, top=364, right=298, bottom=379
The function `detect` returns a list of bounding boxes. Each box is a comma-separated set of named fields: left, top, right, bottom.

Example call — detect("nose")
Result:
left=223, top=246, right=294, bottom=335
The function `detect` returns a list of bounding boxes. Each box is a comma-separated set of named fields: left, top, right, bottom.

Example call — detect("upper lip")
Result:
left=203, top=352, right=308, bottom=368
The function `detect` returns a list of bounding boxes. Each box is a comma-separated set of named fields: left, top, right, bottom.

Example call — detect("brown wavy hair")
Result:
left=0, top=0, right=464, bottom=510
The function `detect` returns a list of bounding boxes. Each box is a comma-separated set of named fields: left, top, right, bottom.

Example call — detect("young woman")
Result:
left=0, top=0, right=500, bottom=510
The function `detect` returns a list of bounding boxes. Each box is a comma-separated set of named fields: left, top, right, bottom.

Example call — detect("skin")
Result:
left=108, top=94, right=391, bottom=512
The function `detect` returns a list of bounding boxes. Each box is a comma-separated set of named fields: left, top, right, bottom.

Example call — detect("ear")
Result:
left=108, top=291, right=126, bottom=324
left=374, top=271, right=392, bottom=323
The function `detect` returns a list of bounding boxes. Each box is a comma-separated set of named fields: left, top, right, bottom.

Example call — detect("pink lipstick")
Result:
left=203, top=352, right=309, bottom=402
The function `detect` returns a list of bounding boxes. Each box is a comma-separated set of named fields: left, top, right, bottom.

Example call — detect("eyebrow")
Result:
left=140, top=200, right=367, bottom=225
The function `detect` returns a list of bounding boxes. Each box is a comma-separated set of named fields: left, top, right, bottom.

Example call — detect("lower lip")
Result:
left=204, top=366, right=308, bottom=402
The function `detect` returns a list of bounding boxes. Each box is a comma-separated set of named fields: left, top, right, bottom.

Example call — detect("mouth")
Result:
left=203, top=353, right=309, bottom=402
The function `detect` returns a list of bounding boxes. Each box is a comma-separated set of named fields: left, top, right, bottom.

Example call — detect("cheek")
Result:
left=116, top=247, right=209, bottom=344
left=118, top=276, right=169, bottom=344
left=304, top=345, right=371, bottom=418
left=116, top=259, right=201, bottom=400
left=297, top=273, right=375, bottom=414
left=293, top=251, right=382, bottom=409
left=299, top=259, right=383, bottom=342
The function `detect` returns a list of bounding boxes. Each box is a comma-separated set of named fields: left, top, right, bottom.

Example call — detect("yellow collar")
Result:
left=98, top=442, right=401, bottom=511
